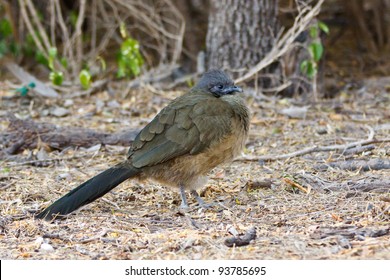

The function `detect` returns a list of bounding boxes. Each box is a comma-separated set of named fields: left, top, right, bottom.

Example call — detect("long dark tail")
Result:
left=36, top=162, right=140, bottom=220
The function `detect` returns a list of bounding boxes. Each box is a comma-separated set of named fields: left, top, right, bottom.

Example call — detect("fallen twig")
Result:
left=296, top=174, right=390, bottom=193
left=0, top=181, right=17, bottom=190
left=310, top=225, right=390, bottom=240
left=239, top=138, right=390, bottom=162
left=283, top=177, right=310, bottom=194
left=340, top=144, right=376, bottom=156
left=79, top=228, right=137, bottom=244
left=314, top=158, right=390, bottom=172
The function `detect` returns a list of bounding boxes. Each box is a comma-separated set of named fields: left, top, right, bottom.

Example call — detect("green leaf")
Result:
left=300, top=60, right=308, bottom=73
left=79, top=69, right=92, bottom=89
left=48, top=47, right=58, bottom=59
left=116, top=67, right=125, bottom=79
left=49, top=71, right=63, bottom=86
left=48, top=47, right=58, bottom=70
left=306, top=61, right=317, bottom=79
left=309, top=42, right=324, bottom=62
left=0, top=19, right=13, bottom=37
left=60, top=57, right=68, bottom=68
left=309, top=26, right=318, bottom=39
left=300, top=60, right=317, bottom=79
left=35, top=51, right=49, bottom=67
left=116, top=37, right=144, bottom=78
left=318, top=21, right=330, bottom=34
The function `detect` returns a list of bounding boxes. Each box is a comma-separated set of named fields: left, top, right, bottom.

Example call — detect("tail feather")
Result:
left=36, top=162, right=140, bottom=220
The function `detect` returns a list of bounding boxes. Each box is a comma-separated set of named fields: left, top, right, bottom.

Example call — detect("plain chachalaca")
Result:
left=36, top=69, right=250, bottom=220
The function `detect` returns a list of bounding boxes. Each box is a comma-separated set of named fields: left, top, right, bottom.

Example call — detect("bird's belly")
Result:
left=143, top=124, right=247, bottom=190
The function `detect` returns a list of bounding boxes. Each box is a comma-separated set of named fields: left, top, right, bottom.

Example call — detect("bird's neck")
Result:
left=221, top=94, right=250, bottom=132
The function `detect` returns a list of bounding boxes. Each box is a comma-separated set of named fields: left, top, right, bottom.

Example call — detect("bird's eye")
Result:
left=218, top=85, right=224, bottom=89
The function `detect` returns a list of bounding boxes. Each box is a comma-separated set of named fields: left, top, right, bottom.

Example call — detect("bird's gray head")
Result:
left=194, top=69, right=243, bottom=98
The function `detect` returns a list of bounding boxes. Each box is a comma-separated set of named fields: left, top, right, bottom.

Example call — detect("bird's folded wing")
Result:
left=129, top=96, right=233, bottom=168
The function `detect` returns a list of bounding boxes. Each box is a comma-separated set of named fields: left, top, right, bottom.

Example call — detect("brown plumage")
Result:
left=36, top=69, right=250, bottom=220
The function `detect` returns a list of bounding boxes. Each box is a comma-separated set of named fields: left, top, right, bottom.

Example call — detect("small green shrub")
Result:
left=300, top=21, right=329, bottom=79
left=116, top=23, right=144, bottom=78
left=79, top=69, right=92, bottom=89
left=47, top=47, right=64, bottom=86
left=117, top=38, right=144, bottom=78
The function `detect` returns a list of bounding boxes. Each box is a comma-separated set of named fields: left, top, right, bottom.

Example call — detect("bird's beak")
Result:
left=223, top=85, right=243, bottom=95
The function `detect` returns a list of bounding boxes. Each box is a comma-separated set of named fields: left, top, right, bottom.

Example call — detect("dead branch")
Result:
left=74, top=0, right=87, bottom=77
left=295, top=174, right=390, bottom=194
left=25, top=0, right=52, bottom=51
left=240, top=139, right=390, bottom=162
left=310, top=225, right=389, bottom=240
left=241, top=122, right=390, bottom=161
left=340, top=144, right=376, bottom=156
left=18, top=0, right=47, bottom=57
left=78, top=228, right=137, bottom=244
left=14, top=0, right=185, bottom=81
left=1, top=115, right=139, bottom=155
left=314, top=158, right=390, bottom=172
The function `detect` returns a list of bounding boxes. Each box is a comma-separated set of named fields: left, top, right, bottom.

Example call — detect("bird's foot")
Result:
left=191, top=190, right=216, bottom=210
left=179, top=201, right=190, bottom=212
left=178, top=188, right=220, bottom=213
left=197, top=200, right=215, bottom=209
left=178, top=186, right=196, bottom=213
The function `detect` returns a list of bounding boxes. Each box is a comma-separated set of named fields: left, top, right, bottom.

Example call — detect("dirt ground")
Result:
left=1, top=22, right=390, bottom=259
left=0, top=69, right=389, bottom=260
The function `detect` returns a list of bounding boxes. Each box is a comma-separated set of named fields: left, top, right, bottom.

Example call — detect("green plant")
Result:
left=300, top=21, right=329, bottom=79
left=79, top=69, right=92, bottom=89
left=1, top=14, right=145, bottom=88
left=298, top=21, right=329, bottom=99
left=47, top=47, right=64, bottom=86
left=0, top=18, right=12, bottom=38
left=116, top=23, right=144, bottom=78
left=0, top=18, right=20, bottom=58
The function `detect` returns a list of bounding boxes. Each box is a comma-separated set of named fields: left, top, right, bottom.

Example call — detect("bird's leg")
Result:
left=179, top=185, right=190, bottom=210
left=190, top=190, right=213, bottom=209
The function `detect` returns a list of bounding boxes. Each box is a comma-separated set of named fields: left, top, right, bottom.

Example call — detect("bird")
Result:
left=36, top=69, right=250, bottom=220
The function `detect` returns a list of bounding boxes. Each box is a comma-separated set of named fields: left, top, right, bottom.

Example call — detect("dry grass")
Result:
left=0, top=79, right=389, bottom=260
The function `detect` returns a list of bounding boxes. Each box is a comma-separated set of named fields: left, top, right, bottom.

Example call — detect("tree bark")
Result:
left=173, top=0, right=210, bottom=72
left=206, top=0, right=279, bottom=83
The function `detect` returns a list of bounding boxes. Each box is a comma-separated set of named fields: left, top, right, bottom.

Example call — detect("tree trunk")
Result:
left=173, top=0, right=210, bottom=72
left=206, top=0, right=279, bottom=84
